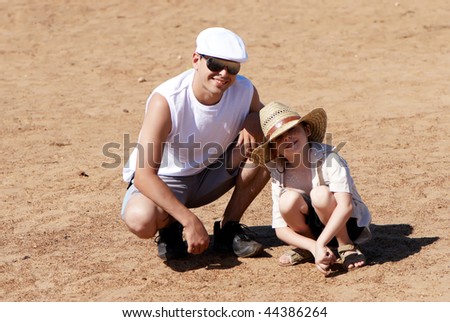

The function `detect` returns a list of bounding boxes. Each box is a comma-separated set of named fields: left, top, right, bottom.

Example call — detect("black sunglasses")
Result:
left=200, top=54, right=241, bottom=75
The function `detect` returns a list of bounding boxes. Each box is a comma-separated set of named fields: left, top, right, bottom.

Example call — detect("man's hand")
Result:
left=183, top=216, right=210, bottom=255
left=237, top=111, right=262, bottom=157
left=237, top=128, right=258, bottom=158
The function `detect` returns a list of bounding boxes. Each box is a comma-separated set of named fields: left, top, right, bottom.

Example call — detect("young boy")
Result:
left=251, top=102, right=371, bottom=275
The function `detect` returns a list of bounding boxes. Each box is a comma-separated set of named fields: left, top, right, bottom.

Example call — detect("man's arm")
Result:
left=133, top=93, right=210, bottom=254
left=236, top=86, right=265, bottom=153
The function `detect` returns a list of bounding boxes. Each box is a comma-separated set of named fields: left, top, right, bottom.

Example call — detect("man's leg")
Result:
left=222, top=142, right=270, bottom=223
left=222, top=161, right=270, bottom=223
left=122, top=185, right=187, bottom=260
left=212, top=144, right=270, bottom=257
left=123, top=192, right=170, bottom=239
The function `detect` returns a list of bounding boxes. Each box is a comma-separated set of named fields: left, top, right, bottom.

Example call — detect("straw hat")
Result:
left=251, top=101, right=327, bottom=165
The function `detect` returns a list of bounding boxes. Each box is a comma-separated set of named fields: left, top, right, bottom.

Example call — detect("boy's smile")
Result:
left=274, top=123, right=311, bottom=164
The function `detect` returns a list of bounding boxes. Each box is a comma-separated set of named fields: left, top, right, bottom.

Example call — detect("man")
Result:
left=121, top=27, right=269, bottom=261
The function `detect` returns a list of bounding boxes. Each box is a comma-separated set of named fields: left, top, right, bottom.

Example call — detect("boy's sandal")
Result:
left=278, top=249, right=314, bottom=267
left=337, top=244, right=366, bottom=271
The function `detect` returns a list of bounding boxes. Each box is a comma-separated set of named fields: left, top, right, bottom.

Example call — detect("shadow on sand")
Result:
left=327, top=223, right=440, bottom=277
left=363, top=223, right=439, bottom=265
left=163, top=223, right=439, bottom=272
left=163, top=225, right=280, bottom=272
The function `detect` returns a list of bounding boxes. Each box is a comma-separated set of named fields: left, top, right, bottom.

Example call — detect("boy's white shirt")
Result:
left=268, top=142, right=372, bottom=244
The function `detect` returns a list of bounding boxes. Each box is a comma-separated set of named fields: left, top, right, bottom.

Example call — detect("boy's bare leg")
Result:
left=311, top=186, right=365, bottom=269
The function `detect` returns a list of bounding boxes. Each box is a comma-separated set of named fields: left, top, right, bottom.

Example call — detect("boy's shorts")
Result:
left=301, top=193, right=364, bottom=247
left=121, top=156, right=239, bottom=218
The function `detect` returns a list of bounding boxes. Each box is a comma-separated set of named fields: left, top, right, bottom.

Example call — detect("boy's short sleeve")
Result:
left=324, top=153, right=352, bottom=193
left=271, top=179, right=288, bottom=228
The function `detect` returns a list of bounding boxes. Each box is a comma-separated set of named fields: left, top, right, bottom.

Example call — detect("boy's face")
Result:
left=273, top=123, right=311, bottom=162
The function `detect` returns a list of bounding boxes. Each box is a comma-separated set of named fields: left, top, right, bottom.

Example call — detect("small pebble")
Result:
left=78, top=171, right=89, bottom=177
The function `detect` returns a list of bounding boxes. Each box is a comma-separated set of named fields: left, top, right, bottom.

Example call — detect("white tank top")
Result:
left=123, top=69, right=254, bottom=180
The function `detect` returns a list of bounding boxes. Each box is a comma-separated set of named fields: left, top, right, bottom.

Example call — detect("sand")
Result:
left=1, top=0, right=449, bottom=302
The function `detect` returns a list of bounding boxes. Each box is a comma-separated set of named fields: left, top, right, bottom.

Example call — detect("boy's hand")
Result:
left=315, top=246, right=336, bottom=276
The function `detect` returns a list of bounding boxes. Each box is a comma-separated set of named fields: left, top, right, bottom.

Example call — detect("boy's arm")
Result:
left=276, top=227, right=336, bottom=275
left=316, top=192, right=353, bottom=247
left=316, top=152, right=354, bottom=246
left=314, top=192, right=352, bottom=275
left=275, top=227, right=317, bottom=253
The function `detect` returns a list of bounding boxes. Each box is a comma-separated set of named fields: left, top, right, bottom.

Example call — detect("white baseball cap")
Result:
left=195, top=27, right=248, bottom=63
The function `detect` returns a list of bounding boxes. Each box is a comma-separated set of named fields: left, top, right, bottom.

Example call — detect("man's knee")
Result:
left=123, top=206, right=158, bottom=239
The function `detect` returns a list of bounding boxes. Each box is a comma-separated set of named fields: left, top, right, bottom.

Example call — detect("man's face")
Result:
left=193, top=53, right=239, bottom=96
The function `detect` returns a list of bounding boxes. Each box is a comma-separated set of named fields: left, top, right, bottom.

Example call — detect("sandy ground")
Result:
left=1, top=0, right=449, bottom=302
